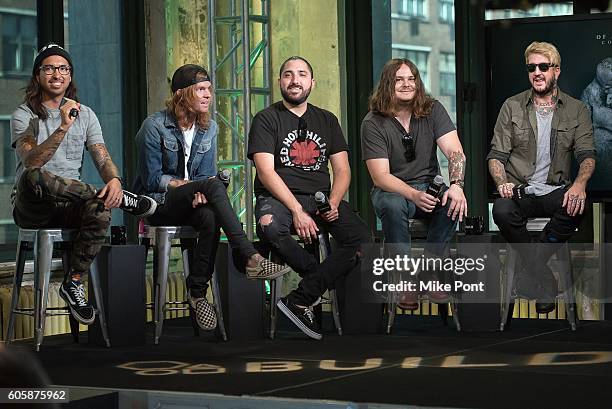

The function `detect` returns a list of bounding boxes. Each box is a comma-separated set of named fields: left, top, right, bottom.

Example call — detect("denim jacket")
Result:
left=132, top=109, right=218, bottom=204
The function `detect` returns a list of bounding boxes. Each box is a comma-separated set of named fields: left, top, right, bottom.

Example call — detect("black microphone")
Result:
left=62, top=97, right=79, bottom=118
left=314, top=191, right=332, bottom=214
left=425, top=175, right=445, bottom=199
left=217, top=168, right=231, bottom=188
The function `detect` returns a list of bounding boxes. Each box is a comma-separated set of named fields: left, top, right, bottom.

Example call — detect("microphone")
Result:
left=62, top=97, right=79, bottom=118
left=217, top=168, right=231, bottom=188
left=425, top=175, right=445, bottom=199
left=314, top=191, right=332, bottom=214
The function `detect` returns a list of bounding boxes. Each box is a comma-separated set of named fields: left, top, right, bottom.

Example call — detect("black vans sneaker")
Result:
left=59, top=279, right=95, bottom=325
left=277, top=297, right=322, bottom=340
left=120, top=190, right=157, bottom=217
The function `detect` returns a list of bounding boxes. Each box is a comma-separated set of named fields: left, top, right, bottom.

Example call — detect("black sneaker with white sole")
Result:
left=188, top=295, right=217, bottom=331
left=120, top=190, right=157, bottom=218
left=277, top=297, right=322, bottom=340
left=59, top=279, right=95, bottom=325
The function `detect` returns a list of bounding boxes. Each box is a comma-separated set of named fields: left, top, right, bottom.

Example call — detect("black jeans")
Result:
left=492, top=187, right=583, bottom=275
left=148, top=178, right=257, bottom=297
left=255, top=194, right=371, bottom=305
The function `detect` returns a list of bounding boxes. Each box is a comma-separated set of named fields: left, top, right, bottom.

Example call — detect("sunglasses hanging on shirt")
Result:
left=390, top=117, right=416, bottom=162
left=297, top=116, right=307, bottom=142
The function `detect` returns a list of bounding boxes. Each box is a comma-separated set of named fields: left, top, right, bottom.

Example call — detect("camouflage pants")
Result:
left=13, top=168, right=111, bottom=273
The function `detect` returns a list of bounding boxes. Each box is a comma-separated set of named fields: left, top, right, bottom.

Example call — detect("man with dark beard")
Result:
left=248, top=56, right=371, bottom=340
left=487, top=41, right=596, bottom=314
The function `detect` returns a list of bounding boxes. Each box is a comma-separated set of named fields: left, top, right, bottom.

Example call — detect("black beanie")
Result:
left=32, top=43, right=73, bottom=76
left=171, top=64, right=211, bottom=93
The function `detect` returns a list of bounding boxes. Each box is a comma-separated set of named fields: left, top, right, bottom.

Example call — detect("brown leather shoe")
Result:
left=397, top=290, right=419, bottom=310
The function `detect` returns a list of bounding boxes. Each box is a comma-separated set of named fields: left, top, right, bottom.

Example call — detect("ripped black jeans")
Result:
left=255, top=194, right=371, bottom=305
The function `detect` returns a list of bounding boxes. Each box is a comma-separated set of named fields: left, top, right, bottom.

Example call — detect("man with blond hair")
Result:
left=487, top=41, right=596, bottom=314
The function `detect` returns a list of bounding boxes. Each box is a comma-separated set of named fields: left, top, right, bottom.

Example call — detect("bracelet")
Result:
left=450, top=180, right=464, bottom=189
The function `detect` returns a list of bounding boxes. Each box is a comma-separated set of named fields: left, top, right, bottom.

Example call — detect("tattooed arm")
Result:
left=16, top=125, right=67, bottom=168
left=90, top=143, right=123, bottom=209
left=448, top=150, right=466, bottom=184
left=487, top=159, right=515, bottom=198
left=15, top=101, right=80, bottom=168
left=573, top=158, right=595, bottom=187
left=437, top=130, right=468, bottom=221
left=89, top=143, right=120, bottom=183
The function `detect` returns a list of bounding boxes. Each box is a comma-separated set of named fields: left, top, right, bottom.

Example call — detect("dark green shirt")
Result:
left=487, top=89, right=596, bottom=186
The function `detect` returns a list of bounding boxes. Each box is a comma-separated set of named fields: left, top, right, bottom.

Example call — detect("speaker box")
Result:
left=214, top=242, right=264, bottom=340
left=89, top=244, right=146, bottom=346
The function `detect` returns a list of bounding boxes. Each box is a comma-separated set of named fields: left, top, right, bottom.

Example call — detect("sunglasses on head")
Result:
left=297, top=117, right=307, bottom=142
left=526, top=63, right=557, bottom=73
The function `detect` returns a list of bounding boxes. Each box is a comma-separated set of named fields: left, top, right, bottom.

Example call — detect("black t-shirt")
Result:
left=360, top=100, right=456, bottom=184
left=248, top=101, right=348, bottom=195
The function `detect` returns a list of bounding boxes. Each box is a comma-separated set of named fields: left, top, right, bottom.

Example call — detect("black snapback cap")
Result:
left=171, top=64, right=211, bottom=93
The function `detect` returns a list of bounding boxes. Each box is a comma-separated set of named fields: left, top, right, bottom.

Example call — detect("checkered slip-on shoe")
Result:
left=188, top=296, right=217, bottom=331
left=246, top=258, right=291, bottom=280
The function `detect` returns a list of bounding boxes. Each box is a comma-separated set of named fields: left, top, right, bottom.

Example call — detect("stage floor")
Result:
left=13, top=315, right=612, bottom=409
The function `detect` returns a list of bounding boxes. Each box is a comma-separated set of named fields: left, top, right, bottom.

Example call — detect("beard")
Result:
left=281, top=85, right=311, bottom=106
left=532, top=76, right=557, bottom=97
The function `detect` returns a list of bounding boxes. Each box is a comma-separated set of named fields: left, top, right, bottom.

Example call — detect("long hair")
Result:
left=368, top=58, right=434, bottom=118
left=165, top=77, right=210, bottom=130
left=23, top=75, right=78, bottom=120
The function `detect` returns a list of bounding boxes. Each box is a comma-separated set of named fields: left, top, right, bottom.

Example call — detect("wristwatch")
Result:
left=450, top=180, right=464, bottom=189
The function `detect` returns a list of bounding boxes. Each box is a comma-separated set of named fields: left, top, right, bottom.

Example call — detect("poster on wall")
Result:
left=485, top=13, right=612, bottom=197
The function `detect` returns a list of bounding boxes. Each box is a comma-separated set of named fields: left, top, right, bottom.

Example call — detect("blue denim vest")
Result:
left=132, top=109, right=218, bottom=204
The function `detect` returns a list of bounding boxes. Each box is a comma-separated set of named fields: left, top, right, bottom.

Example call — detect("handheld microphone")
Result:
left=314, top=191, right=332, bottom=214
left=425, top=175, right=445, bottom=199
left=217, top=168, right=231, bottom=188
left=62, top=98, right=79, bottom=118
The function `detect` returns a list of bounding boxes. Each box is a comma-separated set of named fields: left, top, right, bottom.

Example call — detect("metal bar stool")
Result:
left=386, top=219, right=461, bottom=333
left=6, top=228, right=110, bottom=351
left=139, top=225, right=227, bottom=344
left=269, top=232, right=342, bottom=339
left=500, top=218, right=577, bottom=331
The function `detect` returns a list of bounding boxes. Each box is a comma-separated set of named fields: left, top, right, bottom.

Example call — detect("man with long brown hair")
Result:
left=361, top=58, right=468, bottom=310
left=11, top=43, right=155, bottom=326
left=133, top=64, right=289, bottom=332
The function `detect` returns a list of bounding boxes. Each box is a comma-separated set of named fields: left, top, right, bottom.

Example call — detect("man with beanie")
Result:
left=133, top=64, right=290, bottom=332
left=10, top=43, right=156, bottom=326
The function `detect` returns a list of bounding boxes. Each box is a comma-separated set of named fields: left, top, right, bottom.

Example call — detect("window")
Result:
left=0, top=118, right=15, bottom=182
left=1, top=11, right=37, bottom=76
left=439, top=52, right=455, bottom=96
left=439, top=0, right=454, bottom=24
left=485, top=3, right=572, bottom=20
left=392, top=47, right=430, bottom=91
left=392, top=0, right=428, bottom=20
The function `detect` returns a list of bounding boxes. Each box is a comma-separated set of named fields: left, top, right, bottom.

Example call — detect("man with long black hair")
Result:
left=11, top=43, right=156, bottom=325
